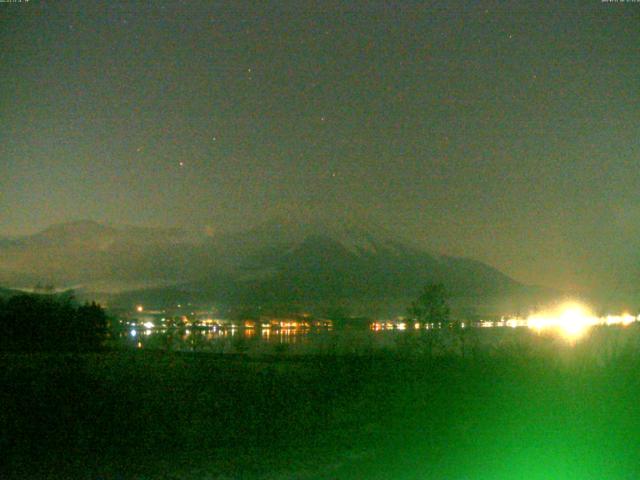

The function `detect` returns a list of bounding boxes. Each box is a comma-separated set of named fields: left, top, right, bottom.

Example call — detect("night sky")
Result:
left=1, top=0, right=638, bottom=292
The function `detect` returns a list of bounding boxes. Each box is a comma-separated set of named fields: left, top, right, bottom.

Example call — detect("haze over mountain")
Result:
left=2, top=1, right=637, bottom=302
left=0, top=216, right=552, bottom=315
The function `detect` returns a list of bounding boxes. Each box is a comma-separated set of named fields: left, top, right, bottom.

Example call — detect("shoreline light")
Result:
left=506, top=301, right=637, bottom=341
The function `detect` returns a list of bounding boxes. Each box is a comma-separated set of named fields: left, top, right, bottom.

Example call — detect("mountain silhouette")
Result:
left=0, top=217, right=543, bottom=313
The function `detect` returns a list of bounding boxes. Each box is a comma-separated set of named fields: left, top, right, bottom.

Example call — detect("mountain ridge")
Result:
left=0, top=218, right=544, bottom=314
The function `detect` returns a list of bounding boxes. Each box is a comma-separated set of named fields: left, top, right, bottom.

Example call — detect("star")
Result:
left=179, top=161, right=185, bottom=167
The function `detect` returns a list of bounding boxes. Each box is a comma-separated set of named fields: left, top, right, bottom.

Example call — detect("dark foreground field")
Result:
left=3, top=330, right=640, bottom=479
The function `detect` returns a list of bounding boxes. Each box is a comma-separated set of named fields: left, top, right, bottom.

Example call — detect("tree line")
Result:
left=0, top=283, right=456, bottom=354
left=0, top=293, right=107, bottom=352
left=406, top=283, right=478, bottom=357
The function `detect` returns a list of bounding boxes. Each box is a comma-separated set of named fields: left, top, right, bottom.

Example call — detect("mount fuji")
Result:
left=0, top=216, right=542, bottom=314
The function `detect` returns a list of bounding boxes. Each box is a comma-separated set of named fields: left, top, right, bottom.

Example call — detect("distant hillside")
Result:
left=0, top=220, right=208, bottom=289
left=0, top=217, right=550, bottom=314
left=0, top=286, right=20, bottom=299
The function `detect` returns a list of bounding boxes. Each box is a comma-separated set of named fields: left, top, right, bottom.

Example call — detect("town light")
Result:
left=526, top=302, right=598, bottom=341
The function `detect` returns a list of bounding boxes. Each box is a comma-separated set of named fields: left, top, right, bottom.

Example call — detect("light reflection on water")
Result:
left=114, top=320, right=640, bottom=356
left=118, top=324, right=365, bottom=354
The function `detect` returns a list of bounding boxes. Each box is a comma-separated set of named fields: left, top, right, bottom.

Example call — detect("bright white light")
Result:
left=505, top=318, right=526, bottom=328
left=143, top=321, right=154, bottom=329
left=605, top=313, right=636, bottom=326
left=558, top=305, right=593, bottom=339
left=526, top=302, right=598, bottom=341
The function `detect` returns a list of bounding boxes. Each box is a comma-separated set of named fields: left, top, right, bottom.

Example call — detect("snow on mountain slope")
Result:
left=0, top=216, right=523, bottom=307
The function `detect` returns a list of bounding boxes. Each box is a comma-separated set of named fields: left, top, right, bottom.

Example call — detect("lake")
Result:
left=114, top=321, right=640, bottom=358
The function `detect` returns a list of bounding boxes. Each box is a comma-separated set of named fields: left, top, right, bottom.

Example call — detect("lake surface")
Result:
left=114, top=322, right=640, bottom=357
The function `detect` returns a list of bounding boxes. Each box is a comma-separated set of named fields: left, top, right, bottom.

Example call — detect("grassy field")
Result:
left=3, top=327, right=640, bottom=479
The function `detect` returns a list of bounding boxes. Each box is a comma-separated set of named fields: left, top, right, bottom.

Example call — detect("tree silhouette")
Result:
left=0, top=294, right=107, bottom=352
left=74, top=301, right=108, bottom=351
left=408, top=284, right=450, bottom=327
left=407, top=284, right=451, bottom=357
